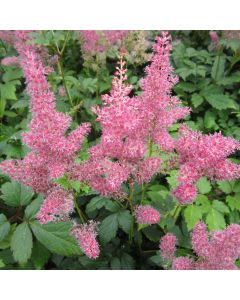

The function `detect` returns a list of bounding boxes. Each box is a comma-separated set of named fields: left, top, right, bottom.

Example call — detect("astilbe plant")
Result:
left=1, top=31, right=240, bottom=266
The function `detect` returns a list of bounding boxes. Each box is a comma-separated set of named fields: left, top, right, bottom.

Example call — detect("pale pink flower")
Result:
left=172, top=183, right=198, bottom=205
left=1, top=56, right=19, bottom=66
left=71, top=221, right=100, bottom=259
left=37, top=187, right=74, bottom=224
left=172, top=257, right=194, bottom=270
left=135, top=205, right=160, bottom=224
left=159, top=233, right=177, bottom=261
left=173, top=125, right=240, bottom=204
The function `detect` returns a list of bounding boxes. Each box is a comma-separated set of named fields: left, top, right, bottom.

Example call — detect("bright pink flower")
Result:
left=37, top=187, right=74, bottom=224
left=191, top=221, right=211, bottom=258
left=159, top=233, right=177, bottom=261
left=172, top=257, right=194, bottom=270
left=72, top=158, right=129, bottom=197
left=135, top=205, right=160, bottom=225
left=172, top=183, right=198, bottom=205
left=71, top=221, right=100, bottom=259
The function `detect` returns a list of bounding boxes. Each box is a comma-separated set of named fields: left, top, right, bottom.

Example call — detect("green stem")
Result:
left=172, top=205, right=181, bottom=222
left=57, top=60, right=74, bottom=107
left=128, top=184, right=134, bottom=212
left=73, top=193, right=85, bottom=224
left=60, top=31, right=70, bottom=56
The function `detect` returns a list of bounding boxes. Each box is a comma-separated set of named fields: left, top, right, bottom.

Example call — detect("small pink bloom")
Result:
left=159, top=233, right=177, bottom=261
left=71, top=221, right=100, bottom=259
left=135, top=205, right=160, bottom=224
left=172, top=257, right=193, bottom=270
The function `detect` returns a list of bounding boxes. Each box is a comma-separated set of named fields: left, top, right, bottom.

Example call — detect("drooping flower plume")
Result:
left=71, top=221, right=100, bottom=259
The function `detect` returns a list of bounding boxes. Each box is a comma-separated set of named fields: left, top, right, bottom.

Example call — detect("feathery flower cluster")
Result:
left=37, top=187, right=74, bottom=224
left=159, top=233, right=176, bottom=261
left=160, top=222, right=240, bottom=270
left=0, top=31, right=90, bottom=192
left=173, top=125, right=240, bottom=204
left=1, top=56, right=19, bottom=66
left=72, top=47, right=162, bottom=196
left=139, top=32, right=191, bottom=152
left=73, top=33, right=187, bottom=196
left=71, top=221, right=100, bottom=259
left=134, top=205, right=160, bottom=225
left=0, top=31, right=90, bottom=224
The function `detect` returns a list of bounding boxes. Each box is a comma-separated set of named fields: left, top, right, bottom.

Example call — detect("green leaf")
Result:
left=24, top=195, right=44, bottom=220
left=11, top=99, right=29, bottom=109
left=0, top=214, right=10, bottom=241
left=99, top=214, right=118, bottom=243
left=30, top=221, right=82, bottom=256
left=11, top=223, right=33, bottom=264
left=117, top=210, right=133, bottom=234
left=184, top=205, right=202, bottom=230
left=1, top=181, right=34, bottom=207
left=86, top=196, right=120, bottom=214
left=195, top=194, right=211, bottom=214
left=197, top=177, right=211, bottom=194
left=31, top=240, right=50, bottom=269
left=206, top=208, right=226, bottom=230
left=217, top=181, right=233, bottom=194
left=205, top=94, right=237, bottom=110
left=120, top=253, right=135, bottom=270
left=0, top=83, right=17, bottom=100
left=211, top=55, right=225, bottom=82
left=86, top=196, right=108, bottom=213
left=3, top=68, right=23, bottom=82
left=0, top=224, right=16, bottom=250
left=166, top=170, right=179, bottom=188
left=226, top=194, right=240, bottom=211
left=191, top=94, right=204, bottom=108
left=110, top=257, right=121, bottom=270
left=204, top=111, right=218, bottom=130
left=212, top=200, right=229, bottom=214
left=0, top=258, right=5, bottom=268
left=142, top=226, right=163, bottom=242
